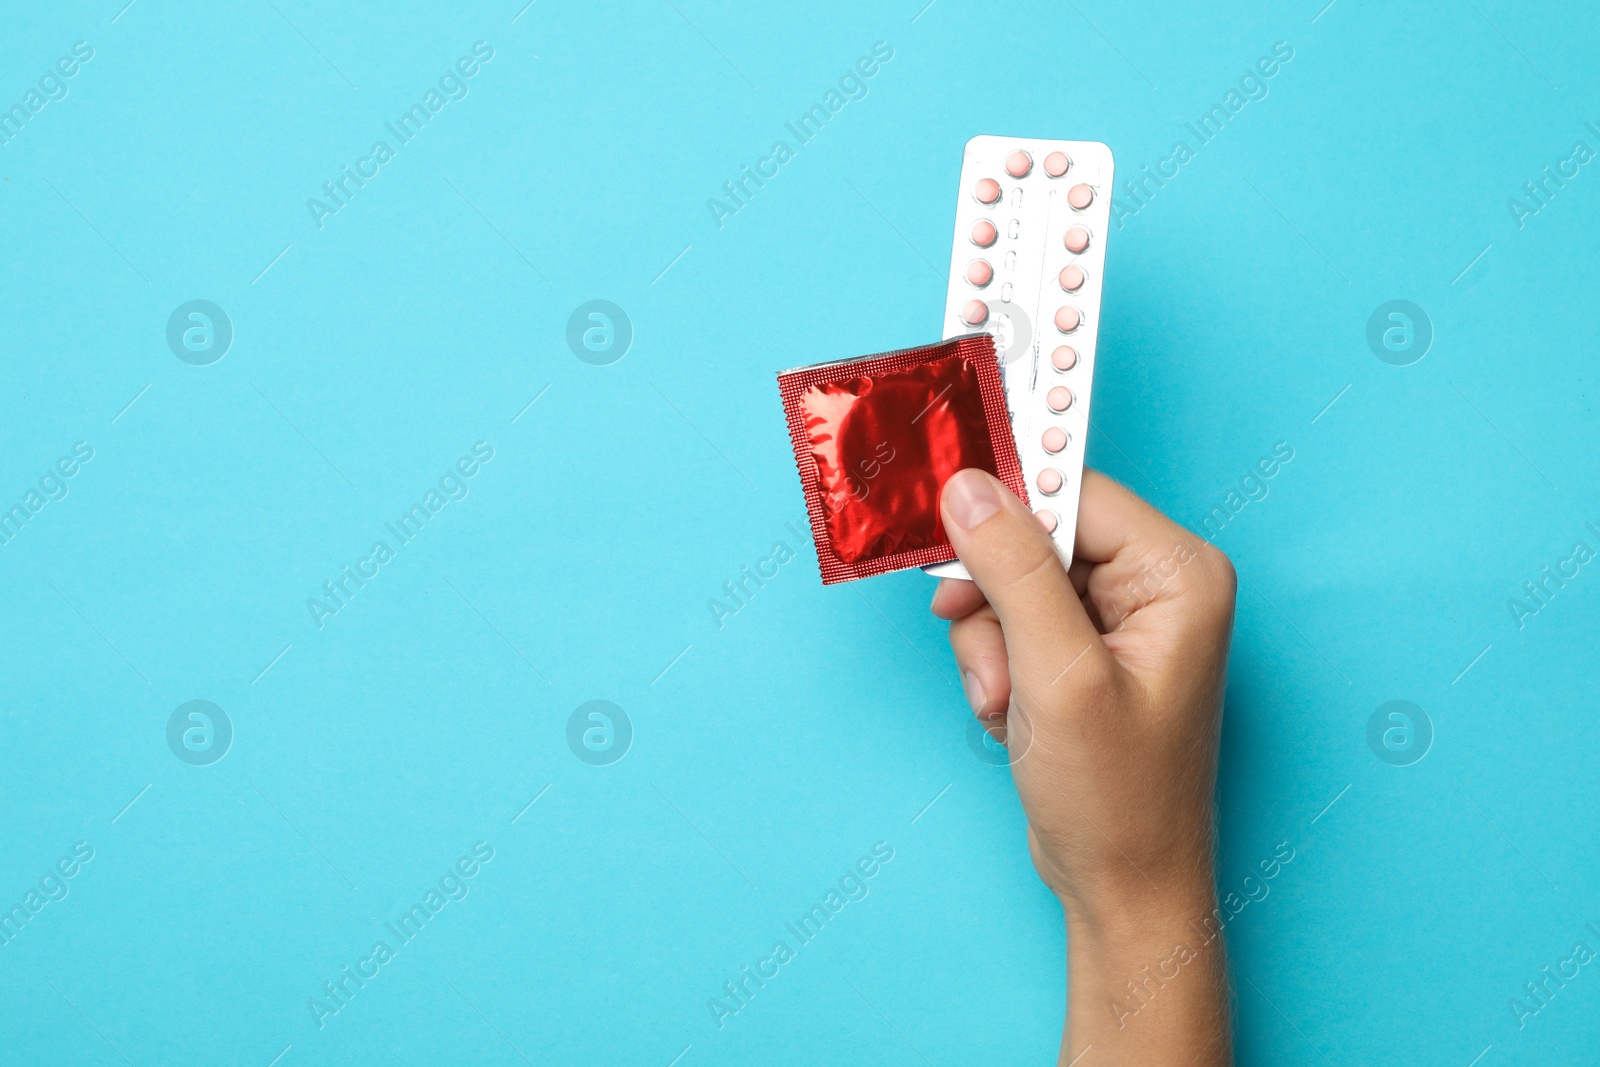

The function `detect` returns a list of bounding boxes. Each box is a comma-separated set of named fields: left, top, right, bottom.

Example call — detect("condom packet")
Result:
left=777, top=334, right=1028, bottom=584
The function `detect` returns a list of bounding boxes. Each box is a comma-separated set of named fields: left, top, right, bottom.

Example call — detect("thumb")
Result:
left=939, top=469, right=1108, bottom=686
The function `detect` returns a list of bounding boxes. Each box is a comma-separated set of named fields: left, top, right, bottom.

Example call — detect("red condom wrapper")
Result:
left=778, top=334, right=1028, bottom=584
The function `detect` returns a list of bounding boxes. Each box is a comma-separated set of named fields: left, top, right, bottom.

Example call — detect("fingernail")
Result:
left=961, top=670, right=987, bottom=715
left=944, top=470, right=1002, bottom=531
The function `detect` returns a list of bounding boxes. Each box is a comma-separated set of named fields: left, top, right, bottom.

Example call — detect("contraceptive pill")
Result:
left=926, top=136, right=1115, bottom=580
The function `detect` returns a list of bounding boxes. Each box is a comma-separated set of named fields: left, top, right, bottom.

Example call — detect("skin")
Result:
left=933, top=468, right=1237, bottom=1066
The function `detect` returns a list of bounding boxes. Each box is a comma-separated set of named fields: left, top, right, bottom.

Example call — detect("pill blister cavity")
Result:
left=1035, top=509, right=1059, bottom=533
left=975, top=178, right=1001, bottom=205
left=1067, top=184, right=1094, bottom=210
left=970, top=220, right=997, bottom=247
left=1005, top=150, right=1032, bottom=178
left=1054, top=306, right=1081, bottom=333
left=1063, top=226, right=1091, bottom=253
left=1042, top=426, right=1069, bottom=453
left=965, top=259, right=993, bottom=287
left=1058, top=265, right=1085, bottom=292
left=1047, top=386, right=1073, bottom=412
left=961, top=299, right=989, bottom=326
left=1051, top=345, right=1077, bottom=372
left=1043, top=151, right=1070, bottom=178
left=1037, top=468, right=1064, bottom=495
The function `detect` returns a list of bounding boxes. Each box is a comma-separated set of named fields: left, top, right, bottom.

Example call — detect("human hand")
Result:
left=932, top=468, right=1237, bottom=1065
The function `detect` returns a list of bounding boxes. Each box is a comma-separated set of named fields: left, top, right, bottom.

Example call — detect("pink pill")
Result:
left=1042, top=426, right=1068, bottom=453
left=1051, top=345, right=1077, bottom=371
left=961, top=299, right=989, bottom=326
left=1043, top=151, right=1070, bottom=178
left=1054, top=306, right=1081, bottom=333
left=1067, top=183, right=1094, bottom=210
left=1058, top=265, right=1085, bottom=292
left=975, top=178, right=1001, bottom=204
left=1037, top=468, right=1064, bottom=495
left=1005, top=150, right=1032, bottom=178
left=1047, top=386, right=1073, bottom=412
left=1035, top=509, right=1059, bottom=533
left=970, top=219, right=997, bottom=247
left=1063, top=226, right=1091, bottom=253
left=966, top=259, right=993, bottom=287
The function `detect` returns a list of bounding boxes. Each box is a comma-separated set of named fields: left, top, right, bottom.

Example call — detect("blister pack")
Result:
left=925, top=135, right=1115, bottom=580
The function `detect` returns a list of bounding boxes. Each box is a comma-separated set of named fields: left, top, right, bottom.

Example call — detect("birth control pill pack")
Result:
left=926, top=135, right=1115, bottom=580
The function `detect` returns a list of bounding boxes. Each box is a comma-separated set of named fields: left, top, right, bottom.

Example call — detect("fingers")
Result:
left=948, top=606, right=1011, bottom=719
left=930, top=577, right=987, bottom=620
left=1074, top=469, right=1236, bottom=642
left=1074, top=469, right=1201, bottom=566
left=939, top=469, right=1109, bottom=685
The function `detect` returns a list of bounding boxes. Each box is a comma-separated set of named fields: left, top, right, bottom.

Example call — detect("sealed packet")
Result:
left=777, top=334, right=1028, bottom=584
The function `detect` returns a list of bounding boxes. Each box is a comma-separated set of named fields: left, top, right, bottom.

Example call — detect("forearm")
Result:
left=1061, top=890, right=1232, bottom=1066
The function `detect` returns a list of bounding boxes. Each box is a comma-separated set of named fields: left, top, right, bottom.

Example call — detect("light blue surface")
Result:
left=2, top=1, right=1597, bottom=1063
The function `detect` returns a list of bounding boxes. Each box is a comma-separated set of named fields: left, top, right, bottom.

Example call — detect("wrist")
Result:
left=1059, top=882, right=1232, bottom=1067
left=1060, top=864, right=1218, bottom=944
left=1065, top=885, right=1220, bottom=981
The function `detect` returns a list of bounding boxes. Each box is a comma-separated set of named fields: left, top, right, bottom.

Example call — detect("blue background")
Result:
left=2, top=0, right=1597, bottom=1063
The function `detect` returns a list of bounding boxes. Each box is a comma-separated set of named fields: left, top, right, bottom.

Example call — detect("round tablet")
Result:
left=1063, top=226, right=1091, bottom=253
left=1067, top=183, right=1094, bottom=210
left=1043, top=151, right=1070, bottom=178
left=1042, top=426, right=1069, bottom=453
left=1058, top=265, right=1086, bottom=292
left=965, top=259, right=993, bottom=287
left=1037, top=468, right=1064, bottom=495
left=1051, top=345, right=1077, bottom=372
left=975, top=178, right=1001, bottom=205
left=970, top=219, right=997, bottom=247
left=1047, top=386, right=1073, bottom=412
left=1005, top=150, right=1032, bottom=178
left=961, top=299, right=989, bottom=326
left=1054, top=306, right=1081, bottom=333
left=1034, top=509, right=1059, bottom=533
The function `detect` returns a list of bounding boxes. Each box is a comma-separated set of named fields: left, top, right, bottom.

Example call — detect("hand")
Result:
left=932, top=468, right=1237, bottom=1065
